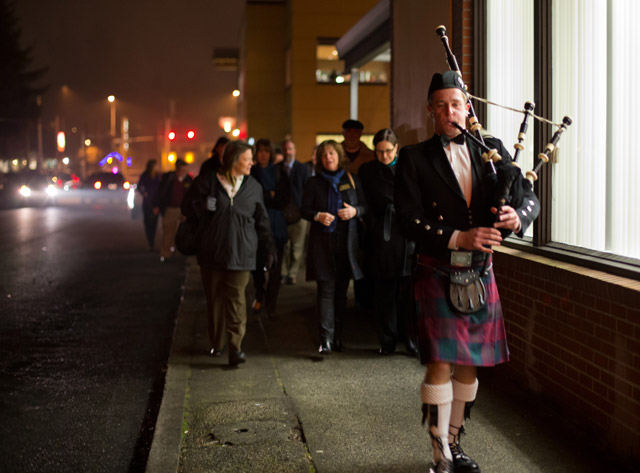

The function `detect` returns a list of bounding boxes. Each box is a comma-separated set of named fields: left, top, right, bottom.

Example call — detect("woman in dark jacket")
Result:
left=359, top=128, right=417, bottom=356
left=182, top=141, right=276, bottom=366
left=250, top=138, right=291, bottom=317
left=301, top=140, right=367, bottom=354
left=137, top=159, right=161, bottom=250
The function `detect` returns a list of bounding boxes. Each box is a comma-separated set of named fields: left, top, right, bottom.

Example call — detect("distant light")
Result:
left=232, top=89, right=240, bottom=97
left=107, top=157, right=113, bottom=164
left=112, top=166, right=118, bottom=174
left=168, top=152, right=177, bottom=163
left=71, top=127, right=78, bottom=134
left=186, top=130, right=195, bottom=139
left=126, top=156, right=132, bottom=167
left=185, top=152, right=195, bottom=164
left=107, top=95, right=115, bottom=103
left=335, top=76, right=345, bottom=84
left=247, top=137, right=255, bottom=146
left=332, top=49, right=338, bottom=56
left=232, top=128, right=240, bottom=137
left=19, top=185, right=31, bottom=197
left=94, top=181, right=102, bottom=190
left=123, top=181, right=131, bottom=190
left=223, top=123, right=232, bottom=133
left=84, top=139, right=92, bottom=146
left=62, top=157, right=70, bottom=165
left=12, top=159, right=18, bottom=166
left=167, top=131, right=176, bottom=141
left=46, top=184, right=57, bottom=197
left=57, top=131, right=66, bottom=152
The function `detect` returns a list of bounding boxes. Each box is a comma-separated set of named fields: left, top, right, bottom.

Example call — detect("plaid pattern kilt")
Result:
left=413, top=254, right=509, bottom=367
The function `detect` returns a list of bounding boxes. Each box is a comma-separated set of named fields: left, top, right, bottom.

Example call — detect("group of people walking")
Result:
left=138, top=70, right=539, bottom=473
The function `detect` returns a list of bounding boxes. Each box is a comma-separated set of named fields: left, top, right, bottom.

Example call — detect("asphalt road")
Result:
left=0, top=198, right=186, bottom=472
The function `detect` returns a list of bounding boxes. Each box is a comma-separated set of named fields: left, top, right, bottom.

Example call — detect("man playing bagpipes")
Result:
left=394, top=70, right=540, bottom=473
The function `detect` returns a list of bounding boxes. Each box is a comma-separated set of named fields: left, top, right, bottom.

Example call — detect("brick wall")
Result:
left=493, top=247, right=640, bottom=463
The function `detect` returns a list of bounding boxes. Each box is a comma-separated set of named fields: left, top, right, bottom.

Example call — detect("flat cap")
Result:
left=342, top=119, right=364, bottom=130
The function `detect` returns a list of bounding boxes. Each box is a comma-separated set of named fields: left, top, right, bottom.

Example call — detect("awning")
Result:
left=335, top=0, right=390, bottom=71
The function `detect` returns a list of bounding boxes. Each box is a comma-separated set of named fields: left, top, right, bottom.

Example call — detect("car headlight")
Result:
left=19, top=185, right=31, bottom=197
left=94, top=181, right=102, bottom=190
left=46, top=184, right=57, bottom=197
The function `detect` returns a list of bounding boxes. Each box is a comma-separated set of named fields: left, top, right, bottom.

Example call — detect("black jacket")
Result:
left=286, top=159, right=311, bottom=208
left=153, top=171, right=193, bottom=215
left=301, top=172, right=367, bottom=281
left=359, top=159, right=414, bottom=278
left=182, top=172, right=275, bottom=271
left=394, top=134, right=539, bottom=258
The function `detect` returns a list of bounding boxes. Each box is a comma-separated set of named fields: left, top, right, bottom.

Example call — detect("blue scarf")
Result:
left=319, top=169, right=345, bottom=233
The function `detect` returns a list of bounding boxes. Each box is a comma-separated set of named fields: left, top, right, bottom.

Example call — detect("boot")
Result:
left=449, top=378, right=480, bottom=473
left=449, top=426, right=480, bottom=473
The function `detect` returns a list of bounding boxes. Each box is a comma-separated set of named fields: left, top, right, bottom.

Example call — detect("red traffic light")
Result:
left=167, top=131, right=176, bottom=141
left=186, top=130, right=196, bottom=140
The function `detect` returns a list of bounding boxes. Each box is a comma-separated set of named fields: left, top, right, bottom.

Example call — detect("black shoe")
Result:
left=229, top=350, right=246, bottom=366
left=209, top=348, right=223, bottom=357
left=450, top=450, right=480, bottom=473
left=318, top=341, right=332, bottom=355
left=378, top=343, right=395, bottom=355
left=450, top=430, right=480, bottom=473
left=429, top=459, right=453, bottom=473
left=332, top=339, right=343, bottom=352
left=405, top=340, right=419, bottom=357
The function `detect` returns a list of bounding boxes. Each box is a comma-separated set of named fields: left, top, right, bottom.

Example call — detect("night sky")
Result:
left=14, top=0, right=244, bottom=144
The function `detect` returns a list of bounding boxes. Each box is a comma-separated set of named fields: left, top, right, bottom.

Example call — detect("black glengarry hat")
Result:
left=428, top=70, right=467, bottom=99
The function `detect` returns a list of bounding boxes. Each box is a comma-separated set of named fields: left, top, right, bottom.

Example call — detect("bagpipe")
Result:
left=435, top=25, right=572, bottom=276
left=435, top=25, right=573, bottom=215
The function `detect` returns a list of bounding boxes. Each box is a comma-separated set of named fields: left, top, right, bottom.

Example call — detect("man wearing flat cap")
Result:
left=341, top=119, right=375, bottom=174
left=394, top=71, right=539, bottom=473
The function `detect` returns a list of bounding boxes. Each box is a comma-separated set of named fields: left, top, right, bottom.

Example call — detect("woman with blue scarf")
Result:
left=250, top=139, right=291, bottom=318
left=359, top=128, right=417, bottom=357
left=301, top=140, right=367, bottom=354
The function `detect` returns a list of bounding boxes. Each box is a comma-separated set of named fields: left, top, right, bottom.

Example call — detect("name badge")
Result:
left=207, top=196, right=217, bottom=211
left=339, top=184, right=351, bottom=191
left=450, top=251, right=472, bottom=267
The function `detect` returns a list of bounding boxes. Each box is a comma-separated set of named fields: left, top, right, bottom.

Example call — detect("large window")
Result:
left=486, top=0, right=640, bottom=261
left=316, top=41, right=389, bottom=85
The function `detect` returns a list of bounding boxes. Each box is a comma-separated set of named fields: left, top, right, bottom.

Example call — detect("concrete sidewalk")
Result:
left=146, top=258, right=621, bottom=473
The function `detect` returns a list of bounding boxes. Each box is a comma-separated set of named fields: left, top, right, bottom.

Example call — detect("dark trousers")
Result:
left=316, top=255, right=351, bottom=344
left=142, top=204, right=158, bottom=248
left=252, top=247, right=284, bottom=315
left=373, top=276, right=414, bottom=350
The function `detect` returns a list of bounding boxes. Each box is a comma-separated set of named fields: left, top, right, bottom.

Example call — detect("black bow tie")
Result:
left=440, top=133, right=465, bottom=148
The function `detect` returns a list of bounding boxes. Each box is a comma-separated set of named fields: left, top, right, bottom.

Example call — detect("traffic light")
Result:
left=167, top=131, right=176, bottom=141
left=186, top=130, right=195, bottom=140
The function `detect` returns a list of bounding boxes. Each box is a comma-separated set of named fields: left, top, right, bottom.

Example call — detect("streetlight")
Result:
left=107, top=95, right=116, bottom=137
left=232, top=89, right=240, bottom=97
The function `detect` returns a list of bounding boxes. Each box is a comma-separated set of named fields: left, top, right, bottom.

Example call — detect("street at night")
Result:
left=0, top=200, right=186, bottom=472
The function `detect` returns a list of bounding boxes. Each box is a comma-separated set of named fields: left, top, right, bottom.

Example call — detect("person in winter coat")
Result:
left=359, top=128, right=418, bottom=357
left=301, top=140, right=367, bottom=354
left=137, top=159, right=161, bottom=250
left=250, top=138, right=291, bottom=318
left=182, top=141, right=276, bottom=367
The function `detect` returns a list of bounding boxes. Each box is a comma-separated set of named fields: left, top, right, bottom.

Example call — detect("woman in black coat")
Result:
left=182, top=141, right=276, bottom=367
left=250, top=138, right=291, bottom=317
left=301, top=140, right=367, bottom=354
left=358, top=128, right=417, bottom=356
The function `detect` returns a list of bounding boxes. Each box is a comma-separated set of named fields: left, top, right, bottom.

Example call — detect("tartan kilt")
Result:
left=413, top=254, right=509, bottom=367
